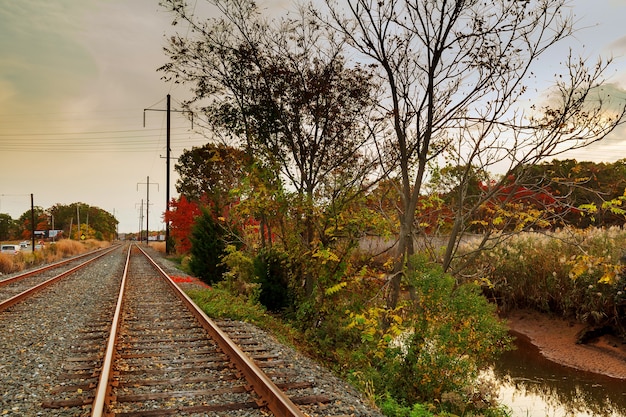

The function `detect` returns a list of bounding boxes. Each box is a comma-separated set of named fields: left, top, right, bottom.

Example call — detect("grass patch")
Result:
left=0, top=239, right=110, bottom=275
left=149, top=241, right=166, bottom=253
left=186, top=283, right=304, bottom=350
left=460, top=226, right=626, bottom=327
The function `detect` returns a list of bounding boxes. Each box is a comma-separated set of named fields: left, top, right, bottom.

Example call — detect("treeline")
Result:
left=0, top=203, right=117, bottom=242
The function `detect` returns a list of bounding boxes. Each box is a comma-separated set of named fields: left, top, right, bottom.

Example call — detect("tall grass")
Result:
left=459, top=226, right=626, bottom=326
left=0, top=239, right=110, bottom=275
left=149, top=241, right=166, bottom=253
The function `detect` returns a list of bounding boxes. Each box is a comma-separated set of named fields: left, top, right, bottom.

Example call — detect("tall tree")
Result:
left=48, top=203, right=118, bottom=241
left=160, top=0, right=379, bottom=296
left=175, top=143, right=251, bottom=215
left=0, top=213, right=16, bottom=241
left=163, top=195, right=201, bottom=253
left=322, top=0, right=626, bottom=307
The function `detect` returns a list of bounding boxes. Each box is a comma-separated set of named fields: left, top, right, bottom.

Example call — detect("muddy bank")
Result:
left=503, top=309, right=626, bottom=380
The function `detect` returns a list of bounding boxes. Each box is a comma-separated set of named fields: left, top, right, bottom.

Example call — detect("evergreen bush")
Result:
left=253, top=247, right=293, bottom=312
left=189, top=208, right=228, bottom=285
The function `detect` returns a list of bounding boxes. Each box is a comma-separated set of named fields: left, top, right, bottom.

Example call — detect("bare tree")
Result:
left=321, top=0, right=626, bottom=307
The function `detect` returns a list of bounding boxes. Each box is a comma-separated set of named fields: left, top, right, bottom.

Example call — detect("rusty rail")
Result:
left=91, top=245, right=130, bottom=417
left=0, top=245, right=119, bottom=287
left=125, top=244, right=306, bottom=417
left=0, top=245, right=120, bottom=313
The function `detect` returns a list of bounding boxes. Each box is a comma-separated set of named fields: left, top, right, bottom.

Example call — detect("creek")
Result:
left=491, top=331, right=626, bottom=417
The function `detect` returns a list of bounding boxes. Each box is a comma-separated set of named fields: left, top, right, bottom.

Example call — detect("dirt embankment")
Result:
left=504, top=309, right=626, bottom=380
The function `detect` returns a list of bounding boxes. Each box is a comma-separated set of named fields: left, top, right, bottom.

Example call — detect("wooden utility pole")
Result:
left=144, top=94, right=190, bottom=254
left=30, top=194, right=35, bottom=249
left=137, top=177, right=158, bottom=244
left=166, top=94, right=171, bottom=252
left=136, top=200, right=144, bottom=242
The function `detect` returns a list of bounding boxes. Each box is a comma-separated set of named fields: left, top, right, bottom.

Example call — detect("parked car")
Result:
left=19, top=241, right=30, bottom=248
left=1, top=244, right=21, bottom=255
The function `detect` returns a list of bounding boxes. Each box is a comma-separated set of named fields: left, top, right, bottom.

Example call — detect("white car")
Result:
left=1, top=244, right=21, bottom=255
left=20, top=241, right=30, bottom=248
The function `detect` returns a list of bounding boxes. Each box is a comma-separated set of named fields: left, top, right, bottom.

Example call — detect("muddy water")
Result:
left=492, top=331, right=626, bottom=417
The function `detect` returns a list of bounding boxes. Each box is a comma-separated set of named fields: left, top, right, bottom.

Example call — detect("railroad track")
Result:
left=0, top=243, right=380, bottom=417
left=36, top=245, right=327, bottom=416
left=0, top=245, right=120, bottom=311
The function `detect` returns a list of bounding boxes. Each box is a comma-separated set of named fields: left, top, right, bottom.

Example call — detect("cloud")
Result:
left=608, top=35, right=626, bottom=57
left=0, top=1, right=97, bottom=111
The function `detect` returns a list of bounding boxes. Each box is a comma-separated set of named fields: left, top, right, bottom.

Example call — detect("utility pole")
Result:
left=144, top=94, right=191, bottom=254
left=30, top=194, right=35, bottom=249
left=137, top=177, right=158, bottom=245
left=136, top=200, right=144, bottom=243
left=76, top=204, right=80, bottom=240
left=166, top=94, right=171, bottom=251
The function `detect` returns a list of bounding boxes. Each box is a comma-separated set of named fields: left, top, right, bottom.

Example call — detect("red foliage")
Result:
left=170, top=275, right=194, bottom=283
left=170, top=275, right=211, bottom=289
left=478, top=177, right=579, bottom=214
left=164, top=195, right=201, bottom=254
left=416, top=196, right=455, bottom=234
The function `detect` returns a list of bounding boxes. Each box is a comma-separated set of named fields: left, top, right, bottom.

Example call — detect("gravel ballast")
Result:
left=0, top=245, right=384, bottom=416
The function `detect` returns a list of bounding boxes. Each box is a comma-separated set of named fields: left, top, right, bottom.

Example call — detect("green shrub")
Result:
left=379, top=256, right=510, bottom=413
left=379, top=396, right=435, bottom=417
left=254, top=247, right=293, bottom=312
left=189, top=207, right=230, bottom=285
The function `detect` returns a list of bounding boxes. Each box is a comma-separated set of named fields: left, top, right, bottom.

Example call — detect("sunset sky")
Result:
left=1, top=0, right=626, bottom=233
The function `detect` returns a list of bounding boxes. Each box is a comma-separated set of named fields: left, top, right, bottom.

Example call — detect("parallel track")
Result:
left=0, top=245, right=120, bottom=312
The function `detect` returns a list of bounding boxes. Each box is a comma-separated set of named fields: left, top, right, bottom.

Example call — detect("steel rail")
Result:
left=91, top=245, right=131, bottom=417
left=0, top=245, right=120, bottom=313
left=0, top=245, right=119, bottom=287
left=135, top=244, right=306, bottom=417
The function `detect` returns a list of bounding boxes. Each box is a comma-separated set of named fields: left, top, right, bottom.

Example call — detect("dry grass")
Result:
left=460, top=226, right=626, bottom=323
left=149, top=241, right=166, bottom=253
left=0, top=254, right=18, bottom=274
left=53, top=239, right=86, bottom=257
left=0, top=239, right=111, bottom=275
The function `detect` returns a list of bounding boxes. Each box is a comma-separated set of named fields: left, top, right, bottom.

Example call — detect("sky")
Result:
left=1, top=0, right=626, bottom=234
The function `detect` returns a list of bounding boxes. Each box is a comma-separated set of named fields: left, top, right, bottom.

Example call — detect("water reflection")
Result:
left=491, top=331, right=626, bottom=417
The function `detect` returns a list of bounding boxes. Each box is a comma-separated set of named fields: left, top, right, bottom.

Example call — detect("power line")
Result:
left=0, top=128, right=166, bottom=137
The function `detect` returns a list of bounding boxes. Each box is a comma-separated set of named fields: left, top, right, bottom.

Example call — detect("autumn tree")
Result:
left=521, top=159, right=626, bottom=227
left=322, top=0, right=626, bottom=307
left=163, top=195, right=201, bottom=253
left=188, top=207, right=236, bottom=284
left=160, top=0, right=379, bottom=297
left=18, top=206, right=48, bottom=240
left=0, top=213, right=17, bottom=241
left=48, top=203, right=118, bottom=241
left=175, top=143, right=252, bottom=214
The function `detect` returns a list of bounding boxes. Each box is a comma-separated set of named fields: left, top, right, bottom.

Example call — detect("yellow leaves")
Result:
left=578, top=204, right=597, bottom=222
left=602, top=199, right=626, bottom=216
left=346, top=306, right=406, bottom=357
left=325, top=281, right=347, bottom=295
left=480, top=198, right=554, bottom=232
left=599, top=263, right=622, bottom=285
left=382, top=258, right=395, bottom=272
left=568, top=258, right=588, bottom=280
left=474, top=277, right=494, bottom=289
left=581, top=194, right=626, bottom=219
left=312, top=247, right=340, bottom=264
left=568, top=254, right=621, bottom=285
